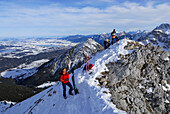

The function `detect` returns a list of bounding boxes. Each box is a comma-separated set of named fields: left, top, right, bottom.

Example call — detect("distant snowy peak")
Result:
left=137, top=23, right=170, bottom=53
left=119, top=31, right=126, bottom=36
left=84, top=38, right=102, bottom=48
left=154, top=23, right=170, bottom=30
left=77, top=38, right=100, bottom=49
left=153, top=23, right=170, bottom=35
left=128, top=30, right=149, bottom=35
left=127, top=30, right=149, bottom=41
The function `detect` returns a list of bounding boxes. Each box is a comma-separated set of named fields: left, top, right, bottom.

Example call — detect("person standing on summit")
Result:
left=60, top=68, right=73, bottom=99
left=111, top=29, right=119, bottom=45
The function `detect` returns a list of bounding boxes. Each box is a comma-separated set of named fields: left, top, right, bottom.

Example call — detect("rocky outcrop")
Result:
left=98, top=42, right=170, bottom=113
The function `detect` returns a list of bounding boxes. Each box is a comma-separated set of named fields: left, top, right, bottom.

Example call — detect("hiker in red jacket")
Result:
left=60, top=68, right=73, bottom=99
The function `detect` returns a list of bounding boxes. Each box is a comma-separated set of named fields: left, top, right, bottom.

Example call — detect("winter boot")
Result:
left=63, top=93, right=67, bottom=99
left=75, top=88, right=79, bottom=95
left=69, top=89, right=73, bottom=95
left=64, top=96, right=67, bottom=99
left=69, top=92, right=73, bottom=95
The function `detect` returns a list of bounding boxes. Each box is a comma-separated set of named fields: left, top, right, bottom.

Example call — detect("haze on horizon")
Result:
left=0, top=0, right=170, bottom=39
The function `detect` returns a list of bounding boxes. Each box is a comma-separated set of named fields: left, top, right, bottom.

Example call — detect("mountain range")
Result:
left=0, top=23, right=170, bottom=114
left=61, top=24, right=170, bottom=53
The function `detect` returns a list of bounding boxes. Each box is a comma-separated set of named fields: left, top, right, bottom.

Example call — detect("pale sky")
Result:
left=0, top=0, right=170, bottom=38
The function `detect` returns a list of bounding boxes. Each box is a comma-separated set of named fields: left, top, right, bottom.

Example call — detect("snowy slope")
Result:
left=1, top=59, right=49, bottom=79
left=3, top=39, right=135, bottom=114
left=0, top=101, right=16, bottom=113
left=36, top=81, right=56, bottom=88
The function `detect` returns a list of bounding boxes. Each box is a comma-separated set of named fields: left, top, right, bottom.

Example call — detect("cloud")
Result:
left=99, top=0, right=116, bottom=3
left=0, top=1, right=170, bottom=37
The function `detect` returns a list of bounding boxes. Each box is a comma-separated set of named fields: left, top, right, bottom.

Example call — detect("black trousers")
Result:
left=62, top=82, right=73, bottom=97
left=112, top=37, right=119, bottom=45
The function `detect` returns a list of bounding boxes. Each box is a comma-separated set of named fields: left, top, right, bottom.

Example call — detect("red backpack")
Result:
left=89, top=64, right=94, bottom=69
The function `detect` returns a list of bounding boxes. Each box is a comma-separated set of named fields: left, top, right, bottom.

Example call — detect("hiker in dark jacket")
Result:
left=104, top=39, right=110, bottom=49
left=111, top=29, right=119, bottom=44
left=60, top=68, right=73, bottom=99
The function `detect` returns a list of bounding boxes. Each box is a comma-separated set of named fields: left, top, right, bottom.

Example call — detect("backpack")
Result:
left=105, top=39, right=110, bottom=43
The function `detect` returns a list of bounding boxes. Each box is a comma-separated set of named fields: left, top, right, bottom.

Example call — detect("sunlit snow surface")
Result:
left=36, top=81, right=57, bottom=88
left=0, top=101, right=16, bottom=113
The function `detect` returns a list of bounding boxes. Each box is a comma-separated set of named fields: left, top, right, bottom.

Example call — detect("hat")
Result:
left=105, top=39, right=110, bottom=42
left=111, top=29, right=116, bottom=36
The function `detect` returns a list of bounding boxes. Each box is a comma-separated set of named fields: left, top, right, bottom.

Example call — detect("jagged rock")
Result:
left=100, top=76, right=107, bottom=82
left=103, top=42, right=170, bottom=114
left=117, top=99, right=128, bottom=111
left=124, top=41, right=143, bottom=50
left=102, top=81, right=107, bottom=86
left=160, top=51, right=169, bottom=61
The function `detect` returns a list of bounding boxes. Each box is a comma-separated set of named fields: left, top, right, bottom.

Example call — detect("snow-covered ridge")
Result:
left=3, top=39, right=135, bottom=114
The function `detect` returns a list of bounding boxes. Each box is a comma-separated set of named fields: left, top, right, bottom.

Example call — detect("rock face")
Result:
left=22, top=39, right=103, bottom=87
left=102, top=42, right=170, bottom=113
